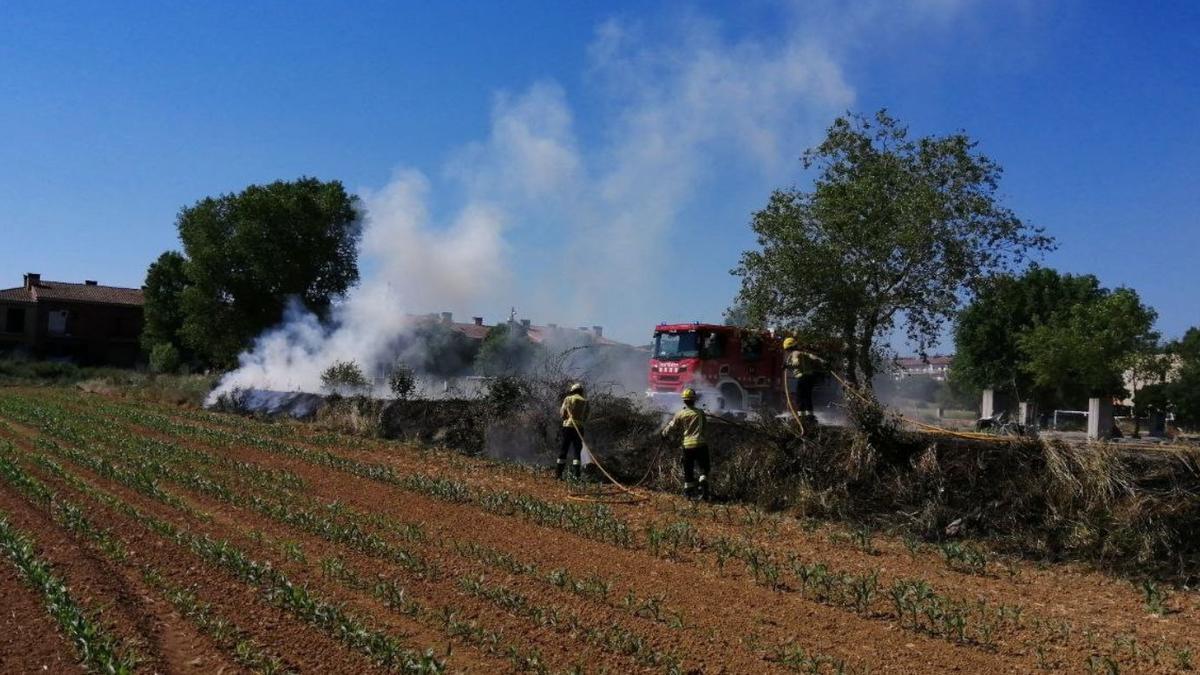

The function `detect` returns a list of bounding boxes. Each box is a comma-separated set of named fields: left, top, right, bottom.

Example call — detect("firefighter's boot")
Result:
left=698, top=475, right=710, bottom=501
left=555, top=459, right=566, bottom=480
left=571, top=459, right=582, bottom=480
left=684, top=481, right=699, bottom=501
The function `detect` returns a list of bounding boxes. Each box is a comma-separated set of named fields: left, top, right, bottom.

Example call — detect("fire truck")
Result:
left=646, top=323, right=788, bottom=413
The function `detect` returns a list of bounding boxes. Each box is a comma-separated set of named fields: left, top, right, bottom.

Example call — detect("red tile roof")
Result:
left=0, top=280, right=144, bottom=306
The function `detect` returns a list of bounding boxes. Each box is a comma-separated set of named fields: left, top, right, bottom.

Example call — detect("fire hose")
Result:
left=824, top=369, right=1026, bottom=442
left=563, top=417, right=652, bottom=504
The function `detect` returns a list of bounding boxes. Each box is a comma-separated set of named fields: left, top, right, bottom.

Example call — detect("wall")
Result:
left=33, top=301, right=144, bottom=366
left=0, top=301, right=36, bottom=354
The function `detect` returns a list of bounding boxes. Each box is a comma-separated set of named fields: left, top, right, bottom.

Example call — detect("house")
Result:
left=894, top=354, right=954, bottom=381
left=419, top=312, right=625, bottom=348
left=0, top=273, right=144, bottom=367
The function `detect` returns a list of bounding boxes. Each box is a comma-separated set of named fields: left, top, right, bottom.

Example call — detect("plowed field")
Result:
left=0, top=388, right=1196, bottom=673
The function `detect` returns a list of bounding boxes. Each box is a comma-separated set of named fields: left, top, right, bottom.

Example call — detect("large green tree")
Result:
left=1017, top=288, right=1158, bottom=402
left=1163, top=328, right=1200, bottom=428
left=141, top=250, right=193, bottom=369
left=175, top=177, right=362, bottom=367
left=733, top=110, right=1052, bottom=386
left=953, top=267, right=1103, bottom=402
left=954, top=267, right=1158, bottom=407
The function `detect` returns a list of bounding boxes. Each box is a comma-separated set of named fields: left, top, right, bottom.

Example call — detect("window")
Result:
left=700, top=332, right=724, bottom=359
left=4, top=308, right=25, bottom=334
left=48, top=310, right=69, bottom=335
left=740, top=333, right=763, bottom=361
left=653, top=331, right=700, bottom=360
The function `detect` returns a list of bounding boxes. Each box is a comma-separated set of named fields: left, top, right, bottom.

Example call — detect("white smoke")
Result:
left=208, top=11, right=867, bottom=400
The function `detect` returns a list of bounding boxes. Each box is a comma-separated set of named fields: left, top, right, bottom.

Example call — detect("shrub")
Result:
left=320, top=360, right=369, bottom=395
left=388, top=363, right=416, bottom=400
left=149, top=343, right=182, bottom=374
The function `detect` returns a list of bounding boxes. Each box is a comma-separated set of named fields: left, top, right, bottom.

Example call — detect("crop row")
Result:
left=320, top=555, right=554, bottom=673
left=0, top=445, right=446, bottom=673
left=10, top=394, right=641, bottom=549
left=0, top=506, right=140, bottom=674
left=9, top=407, right=711, bottom=673
left=7, top=419, right=603, bottom=673
left=457, top=574, right=684, bottom=671
left=142, top=567, right=295, bottom=674
left=7, top=393, right=1193, bottom=672
left=1, top=442, right=276, bottom=673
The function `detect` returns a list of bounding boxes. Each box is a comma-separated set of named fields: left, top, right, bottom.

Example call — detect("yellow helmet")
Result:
left=681, top=387, right=697, bottom=402
left=783, top=337, right=798, bottom=350
left=569, top=382, right=584, bottom=394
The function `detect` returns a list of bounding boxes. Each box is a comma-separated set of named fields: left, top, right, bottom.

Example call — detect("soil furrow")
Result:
left=0, top=442, right=392, bottom=674
left=0, top=551, right=87, bottom=673
left=5, top=389, right=1199, bottom=673
left=72, top=405, right=1036, bottom=672
left=0, top=474, right=238, bottom=674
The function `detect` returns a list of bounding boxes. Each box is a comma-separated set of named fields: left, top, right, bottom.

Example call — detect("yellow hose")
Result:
left=825, top=370, right=1026, bottom=442
left=564, top=417, right=651, bottom=504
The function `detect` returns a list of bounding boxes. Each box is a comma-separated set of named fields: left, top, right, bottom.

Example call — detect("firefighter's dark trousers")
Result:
left=558, top=426, right=583, bottom=479
left=792, top=374, right=816, bottom=414
left=682, top=444, right=711, bottom=499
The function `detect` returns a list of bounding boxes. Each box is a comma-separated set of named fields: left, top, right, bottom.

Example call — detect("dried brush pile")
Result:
left=213, top=372, right=1200, bottom=576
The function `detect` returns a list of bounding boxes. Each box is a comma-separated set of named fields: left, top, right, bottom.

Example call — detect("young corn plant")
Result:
left=0, top=512, right=141, bottom=674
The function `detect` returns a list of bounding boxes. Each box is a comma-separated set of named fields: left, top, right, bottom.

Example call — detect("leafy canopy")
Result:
left=1161, top=328, right=1200, bottom=428
left=141, top=250, right=193, bottom=365
left=954, top=266, right=1158, bottom=407
left=733, top=110, right=1052, bottom=385
left=475, top=322, right=543, bottom=376
left=175, top=177, right=362, bottom=368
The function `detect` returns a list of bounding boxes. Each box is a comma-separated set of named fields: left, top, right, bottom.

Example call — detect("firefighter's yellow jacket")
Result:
left=561, top=393, right=588, bottom=428
left=664, top=405, right=706, bottom=449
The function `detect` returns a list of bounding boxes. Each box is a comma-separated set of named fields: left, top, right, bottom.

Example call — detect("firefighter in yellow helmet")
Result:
left=558, top=382, right=588, bottom=479
left=783, top=337, right=819, bottom=419
left=661, top=387, right=710, bottom=500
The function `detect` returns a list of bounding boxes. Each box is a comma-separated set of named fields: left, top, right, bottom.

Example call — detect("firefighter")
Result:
left=661, top=388, right=710, bottom=500
left=558, top=382, right=588, bottom=479
left=783, top=337, right=818, bottom=419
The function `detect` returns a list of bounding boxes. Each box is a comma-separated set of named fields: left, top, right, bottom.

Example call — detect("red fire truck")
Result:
left=646, top=323, right=788, bottom=413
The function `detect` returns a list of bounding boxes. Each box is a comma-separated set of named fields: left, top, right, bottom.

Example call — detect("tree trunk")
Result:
left=856, top=315, right=879, bottom=389
left=841, top=324, right=859, bottom=387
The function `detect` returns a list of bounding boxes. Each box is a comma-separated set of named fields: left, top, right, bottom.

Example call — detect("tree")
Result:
left=1017, top=288, right=1158, bottom=402
left=176, top=177, right=362, bottom=367
left=952, top=267, right=1104, bottom=403
left=399, top=320, right=479, bottom=377
left=1163, top=328, right=1200, bottom=429
left=475, top=322, right=542, bottom=376
left=955, top=268, right=1158, bottom=409
left=141, top=251, right=193, bottom=364
left=733, top=110, right=1052, bottom=386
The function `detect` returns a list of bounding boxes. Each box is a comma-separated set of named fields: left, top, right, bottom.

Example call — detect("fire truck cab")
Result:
left=646, top=323, right=786, bottom=413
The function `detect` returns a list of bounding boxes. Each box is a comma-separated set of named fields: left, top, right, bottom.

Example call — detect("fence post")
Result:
left=980, top=389, right=995, bottom=419
left=1087, top=398, right=1114, bottom=440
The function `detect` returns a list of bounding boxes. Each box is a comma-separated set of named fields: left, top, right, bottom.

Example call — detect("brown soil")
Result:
left=0, top=558, right=86, bottom=674
left=1, top=388, right=1198, bottom=673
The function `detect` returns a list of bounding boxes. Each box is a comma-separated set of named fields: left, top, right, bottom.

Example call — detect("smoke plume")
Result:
left=208, top=11, right=860, bottom=401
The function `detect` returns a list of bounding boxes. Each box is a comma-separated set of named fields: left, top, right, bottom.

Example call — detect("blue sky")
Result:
left=1, top=0, right=1197, bottom=348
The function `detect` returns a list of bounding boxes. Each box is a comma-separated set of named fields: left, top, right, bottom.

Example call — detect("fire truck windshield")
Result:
left=653, top=331, right=700, bottom=360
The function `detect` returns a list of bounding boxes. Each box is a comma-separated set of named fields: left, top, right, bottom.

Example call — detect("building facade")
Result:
left=894, top=354, right=954, bottom=381
left=0, top=273, right=144, bottom=367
